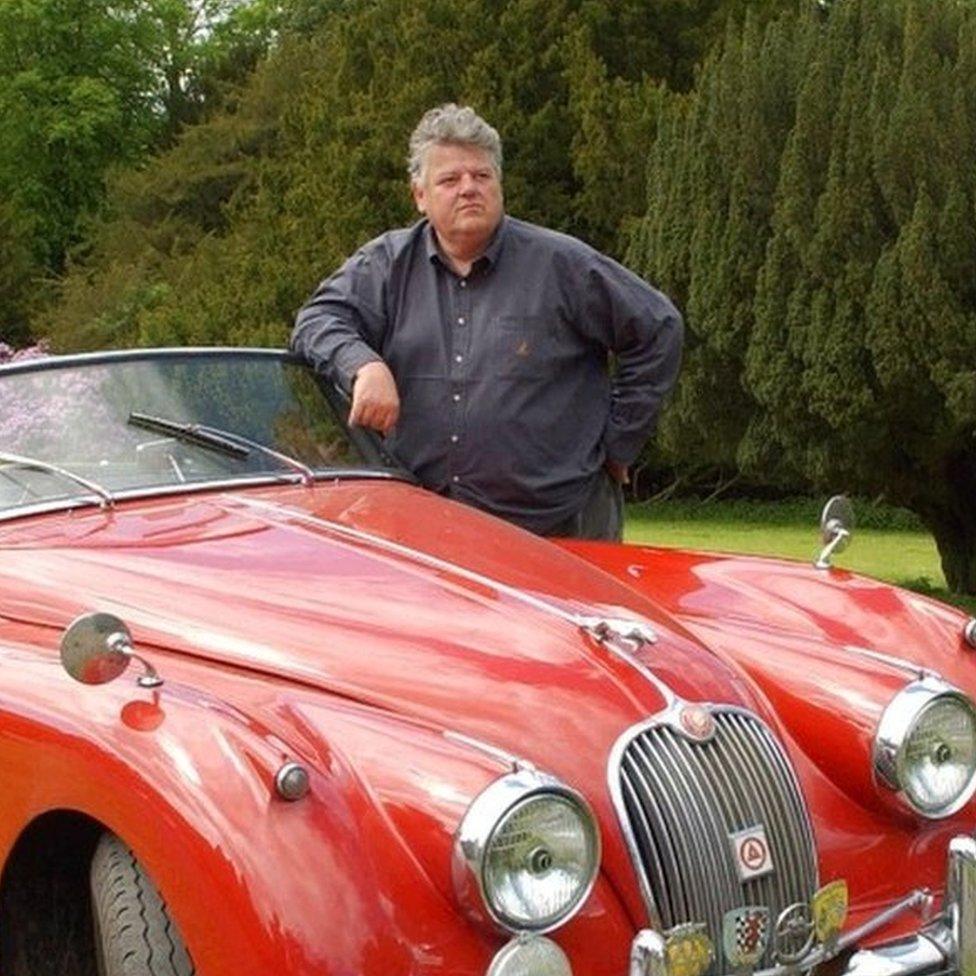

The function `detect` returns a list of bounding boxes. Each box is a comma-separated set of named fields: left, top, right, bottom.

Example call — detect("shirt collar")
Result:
left=424, top=216, right=508, bottom=271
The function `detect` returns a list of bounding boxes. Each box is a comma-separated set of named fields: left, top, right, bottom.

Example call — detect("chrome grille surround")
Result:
left=609, top=704, right=819, bottom=973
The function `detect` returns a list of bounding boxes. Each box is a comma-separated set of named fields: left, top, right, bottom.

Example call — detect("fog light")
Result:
left=488, top=936, right=572, bottom=976
left=664, top=923, right=714, bottom=976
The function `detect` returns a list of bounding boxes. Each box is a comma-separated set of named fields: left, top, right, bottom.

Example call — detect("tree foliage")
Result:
left=0, top=199, right=38, bottom=346
left=22, top=0, right=976, bottom=592
left=0, top=0, right=280, bottom=339
left=46, top=0, right=784, bottom=353
left=630, top=0, right=976, bottom=592
left=0, top=0, right=155, bottom=274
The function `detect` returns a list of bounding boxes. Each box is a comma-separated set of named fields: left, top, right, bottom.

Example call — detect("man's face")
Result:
left=412, top=142, right=503, bottom=252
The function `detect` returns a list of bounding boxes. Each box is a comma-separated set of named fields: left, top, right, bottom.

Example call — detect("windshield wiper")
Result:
left=127, top=413, right=249, bottom=458
left=127, top=412, right=315, bottom=485
left=0, top=451, right=115, bottom=508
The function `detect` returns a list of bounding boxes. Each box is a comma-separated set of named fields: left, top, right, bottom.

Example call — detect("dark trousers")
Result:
left=544, top=470, right=624, bottom=541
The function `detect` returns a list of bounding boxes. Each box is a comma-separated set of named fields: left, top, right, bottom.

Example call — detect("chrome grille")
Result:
left=613, top=709, right=817, bottom=972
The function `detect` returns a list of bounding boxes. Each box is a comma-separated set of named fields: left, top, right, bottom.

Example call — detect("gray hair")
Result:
left=407, top=104, right=503, bottom=182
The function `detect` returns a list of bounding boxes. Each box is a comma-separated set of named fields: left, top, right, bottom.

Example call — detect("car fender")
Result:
left=0, top=634, right=633, bottom=974
left=0, top=636, right=498, bottom=974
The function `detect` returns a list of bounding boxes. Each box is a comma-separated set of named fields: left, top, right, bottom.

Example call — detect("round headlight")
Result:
left=454, top=769, right=600, bottom=934
left=875, top=678, right=976, bottom=818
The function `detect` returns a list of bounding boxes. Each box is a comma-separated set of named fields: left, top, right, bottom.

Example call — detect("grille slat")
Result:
left=621, top=773, right=672, bottom=913
left=623, top=756, right=681, bottom=918
left=641, top=736, right=709, bottom=925
left=657, top=734, right=729, bottom=937
left=673, top=733, right=742, bottom=910
left=722, top=716, right=794, bottom=911
left=612, top=709, right=817, bottom=973
left=744, top=718, right=813, bottom=913
left=630, top=740, right=696, bottom=919
left=623, top=751, right=687, bottom=920
left=759, top=718, right=819, bottom=876
left=739, top=719, right=800, bottom=911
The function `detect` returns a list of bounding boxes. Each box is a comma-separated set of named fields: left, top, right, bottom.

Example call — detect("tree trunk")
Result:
left=920, top=451, right=976, bottom=596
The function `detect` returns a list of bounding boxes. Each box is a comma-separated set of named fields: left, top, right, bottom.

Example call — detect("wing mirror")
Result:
left=815, top=495, right=854, bottom=570
left=60, top=612, right=163, bottom=688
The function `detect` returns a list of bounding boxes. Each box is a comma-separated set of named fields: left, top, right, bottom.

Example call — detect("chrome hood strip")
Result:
left=842, top=644, right=937, bottom=680
left=442, top=730, right=531, bottom=772
left=228, top=494, right=675, bottom=704
left=230, top=494, right=587, bottom=622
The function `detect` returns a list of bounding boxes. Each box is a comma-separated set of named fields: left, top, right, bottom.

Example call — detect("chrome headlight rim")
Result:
left=874, top=676, right=976, bottom=819
left=453, top=767, right=601, bottom=935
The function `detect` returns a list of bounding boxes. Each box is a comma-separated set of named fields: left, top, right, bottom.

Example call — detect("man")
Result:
left=291, top=103, right=682, bottom=540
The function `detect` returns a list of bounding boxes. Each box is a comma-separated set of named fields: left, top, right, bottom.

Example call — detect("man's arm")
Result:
left=576, top=250, right=684, bottom=477
left=291, top=245, right=400, bottom=434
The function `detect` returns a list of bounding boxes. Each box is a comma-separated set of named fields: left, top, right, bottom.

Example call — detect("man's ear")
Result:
left=411, top=179, right=426, bottom=214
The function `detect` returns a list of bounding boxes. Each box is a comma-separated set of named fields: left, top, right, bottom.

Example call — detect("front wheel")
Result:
left=90, top=833, right=195, bottom=976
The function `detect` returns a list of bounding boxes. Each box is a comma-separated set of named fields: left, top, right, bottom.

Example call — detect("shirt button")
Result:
left=457, top=316, right=466, bottom=325
left=452, top=393, right=461, bottom=402
left=454, top=354, right=463, bottom=363
left=450, top=434, right=459, bottom=443
left=459, top=280, right=467, bottom=288
left=452, top=475, right=460, bottom=483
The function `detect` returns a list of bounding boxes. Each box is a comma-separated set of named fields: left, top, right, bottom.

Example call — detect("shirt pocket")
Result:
left=491, top=315, right=558, bottom=379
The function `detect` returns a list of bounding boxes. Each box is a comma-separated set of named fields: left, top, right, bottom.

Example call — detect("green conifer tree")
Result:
left=630, top=10, right=804, bottom=485
left=747, top=0, right=976, bottom=592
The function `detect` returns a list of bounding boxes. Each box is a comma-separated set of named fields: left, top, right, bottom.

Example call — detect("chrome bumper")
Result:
left=631, top=836, right=976, bottom=976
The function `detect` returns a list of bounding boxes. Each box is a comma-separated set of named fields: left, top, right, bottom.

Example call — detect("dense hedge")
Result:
left=633, top=496, right=925, bottom=532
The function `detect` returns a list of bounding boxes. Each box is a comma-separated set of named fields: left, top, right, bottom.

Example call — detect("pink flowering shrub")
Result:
left=0, top=344, right=122, bottom=461
left=0, top=340, right=50, bottom=364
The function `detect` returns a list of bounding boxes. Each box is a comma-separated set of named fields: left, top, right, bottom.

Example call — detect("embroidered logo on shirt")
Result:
left=515, top=339, right=530, bottom=357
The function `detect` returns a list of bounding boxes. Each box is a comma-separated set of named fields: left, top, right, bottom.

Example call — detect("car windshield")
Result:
left=0, top=349, right=394, bottom=517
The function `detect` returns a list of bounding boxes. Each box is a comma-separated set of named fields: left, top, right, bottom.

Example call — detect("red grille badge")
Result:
left=730, top=825, right=775, bottom=881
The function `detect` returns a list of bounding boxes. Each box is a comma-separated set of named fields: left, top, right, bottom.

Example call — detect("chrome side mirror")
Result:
left=60, top=612, right=163, bottom=688
left=815, top=495, right=855, bottom=570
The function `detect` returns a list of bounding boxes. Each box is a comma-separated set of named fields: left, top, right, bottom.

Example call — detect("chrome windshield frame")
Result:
left=0, top=345, right=296, bottom=378
left=0, top=346, right=413, bottom=523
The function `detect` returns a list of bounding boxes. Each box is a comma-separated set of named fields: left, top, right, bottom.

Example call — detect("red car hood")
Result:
left=0, top=482, right=754, bottom=786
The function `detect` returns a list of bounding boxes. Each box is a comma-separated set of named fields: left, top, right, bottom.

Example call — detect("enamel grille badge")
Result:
left=723, top=906, right=770, bottom=970
left=812, top=880, right=849, bottom=947
left=664, top=923, right=714, bottom=976
left=729, top=825, right=774, bottom=882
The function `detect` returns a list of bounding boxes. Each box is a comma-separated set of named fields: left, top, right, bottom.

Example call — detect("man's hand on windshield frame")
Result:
left=350, top=361, right=400, bottom=435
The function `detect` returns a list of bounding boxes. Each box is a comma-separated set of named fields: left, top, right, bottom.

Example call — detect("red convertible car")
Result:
left=0, top=347, right=974, bottom=976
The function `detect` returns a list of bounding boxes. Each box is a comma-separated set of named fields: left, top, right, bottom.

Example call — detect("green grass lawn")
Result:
left=625, top=499, right=976, bottom=616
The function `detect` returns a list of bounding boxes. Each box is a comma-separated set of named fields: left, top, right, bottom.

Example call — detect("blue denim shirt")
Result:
left=291, top=216, right=683, bottom=533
